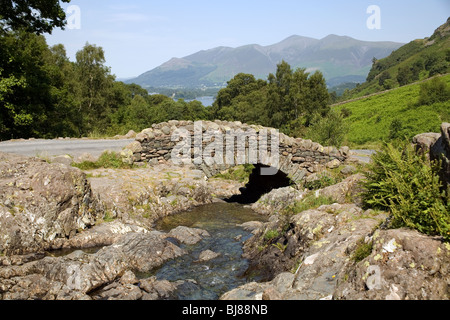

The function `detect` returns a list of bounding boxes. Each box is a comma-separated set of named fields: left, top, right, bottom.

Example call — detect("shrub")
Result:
left=363, top=140, right=450, bottom=240
left=418, top=77, right=450, bottom=106
left=388, top=119, right=404, bottom=140
left=340, top=107, right=352, bottom=118
left=306, top=110, right=348, bottom=147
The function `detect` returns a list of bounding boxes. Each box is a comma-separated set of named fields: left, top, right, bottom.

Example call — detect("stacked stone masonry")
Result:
left=123, top=120, right=349, bottom=185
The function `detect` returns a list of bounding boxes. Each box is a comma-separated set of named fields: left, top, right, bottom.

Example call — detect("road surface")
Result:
left=0, top=138, right=375, bottom=164
left=0, top=139, right=134, bottom=159
left=350, top=149, right=376, bottom=163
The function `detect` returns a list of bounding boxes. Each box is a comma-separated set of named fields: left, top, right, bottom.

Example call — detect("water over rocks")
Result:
left=220, top=177, right=450, bottom=300
left=0, top=151, right=240, bottom=300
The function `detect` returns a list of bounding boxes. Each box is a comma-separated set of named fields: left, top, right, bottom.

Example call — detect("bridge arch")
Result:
left=122, top=120, right=349, bottom=191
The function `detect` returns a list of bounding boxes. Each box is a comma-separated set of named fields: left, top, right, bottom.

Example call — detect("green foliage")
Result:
left=417, top=76, right=450, bottom=105
left=272, top=242, right=288, bottom=253
left=363, top=140, right=450, bottom=240
left=211, top=61, right=330, bottom=139
left=102, top=211, right=116, bottom=223
left=72, top=151, right=134, bottom=170
left=303, top=172, right=337, bottom=191
left=305, top=109, right=348, bottom=147
left=388, top=119, right=405, bottom=141
left=336, top=74, right=450, bottom=147
left=266, top=62, right=330, bottom=129
left=213, top=165, right=255, bottom=183
left=75, top=43, right=115, bottom=135
left=0, top=29, right=212, bottom=140
left=352, top=240, right=373, bottom=262
left=282, top=194, right=335, bottom=216
left=0, top=0, right=70, bottom=34
left=0, top=30, right=76, bottom=139
left=263, top=229, right=280, bottom=243
left=0, top=69, right=27, bottom=135
left=349, top=19, right=450, bottom=99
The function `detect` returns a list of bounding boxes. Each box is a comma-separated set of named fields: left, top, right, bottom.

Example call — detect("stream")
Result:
left=149, top=201, right=268, bottom=300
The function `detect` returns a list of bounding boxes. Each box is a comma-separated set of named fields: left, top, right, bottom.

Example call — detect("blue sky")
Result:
left=45, top=0, right=450, bottom=79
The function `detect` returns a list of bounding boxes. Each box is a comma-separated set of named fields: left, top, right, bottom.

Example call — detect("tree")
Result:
left=289, top=68, right=310, bottom=120
left=0, top=69, right=26, bottom=138
left=212, top=73, right=260, bottom=117
left=0, top=30, right=56, bottom=139
left=378, top=71, right=391, bottom=87
left=424, top=53, right=439, bottom=71
left=306, top=110, right=347, bottom=147
left=397, top=66, right=412, bottom=86
left=44, top=43, right=80, bottom=137
left=0, top=0, right=70, bottom=34
left=75, top=43, right=114, bottom=135
left=305, top=71, right=330, bottom=126
left=267, top=61, right=293, bottom=128
left=211, top=73, right=267, bottom=125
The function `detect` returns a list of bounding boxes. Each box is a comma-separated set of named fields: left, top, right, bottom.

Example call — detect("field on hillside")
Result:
left=335, top=74, right=450, bottom=148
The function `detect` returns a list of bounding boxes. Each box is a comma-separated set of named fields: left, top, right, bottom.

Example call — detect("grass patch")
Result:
left=102, top=211, right=116, bottom=223
left=213, top=164, right=254, bottom=183
left=72, top=151, right=134, bottom=170
left=263, top=229, right=280, bottom=243
left=282, top=194, right=335, bottom=216
left=352, top=239, right=374, bottom=262
left=335, top=74, right=450, bottom=147
left=303, top=172, right=338, bottom=191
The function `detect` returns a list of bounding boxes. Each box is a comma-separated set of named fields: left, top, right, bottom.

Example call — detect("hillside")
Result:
left=335, top=74, right=450, bottom=147
left=346, top=17, right=450, bottom=99
left=127, top=35, right=403, bottom=89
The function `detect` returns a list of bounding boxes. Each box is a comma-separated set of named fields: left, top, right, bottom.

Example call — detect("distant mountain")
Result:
left=127, top=35, right=404, bottom=88
left=346, top=18, right=450, bottom=99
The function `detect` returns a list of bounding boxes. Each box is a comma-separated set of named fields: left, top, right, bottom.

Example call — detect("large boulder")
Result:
left=334, top=228, right=450, bottom=300
left=0, top=232, right=187, bottom=299
left=317, top=173, right=366, bottom=205
left=413, top=123, right=450, bottom=186
left=0, top=153, right=103, bottom=255
left=251, top=187, right=306, bottom=216
left=431, top=123, right=450, bottom=186
left=223, top=200, right=450, bottom=300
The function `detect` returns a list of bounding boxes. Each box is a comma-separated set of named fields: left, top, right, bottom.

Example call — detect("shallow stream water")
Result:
left=151, top=201, right=267, bottom=300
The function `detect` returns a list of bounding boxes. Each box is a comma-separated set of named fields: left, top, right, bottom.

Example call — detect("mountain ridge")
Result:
left=127, top=34, right=404, bottom=89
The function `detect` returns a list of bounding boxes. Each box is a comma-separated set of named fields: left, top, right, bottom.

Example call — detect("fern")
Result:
left=363, top=140, right=450, bottom=240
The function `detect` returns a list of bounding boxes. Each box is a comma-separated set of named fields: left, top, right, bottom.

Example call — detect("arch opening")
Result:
left=225, top=164, right=294, bottom=204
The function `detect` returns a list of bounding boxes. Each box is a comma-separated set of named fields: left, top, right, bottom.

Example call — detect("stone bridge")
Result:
left=122, top=120, right=349, bottom=188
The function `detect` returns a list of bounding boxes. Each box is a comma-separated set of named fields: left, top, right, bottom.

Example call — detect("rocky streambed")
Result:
left=0, top=150, right=449, bottom=300
left=0, top=151, right=253, bottom=300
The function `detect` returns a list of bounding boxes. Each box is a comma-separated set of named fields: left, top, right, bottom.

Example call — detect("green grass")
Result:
left=263, top=229, right=280, bottom=243
left=352, top=239, right=374, bottom=262
left=335, top=74, right=450, bottom=147
left=72, top=151, right=134, bottom=170
left=212, top=164, right=255, bottom=183
left=282, top=194, right=335, bottom=216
